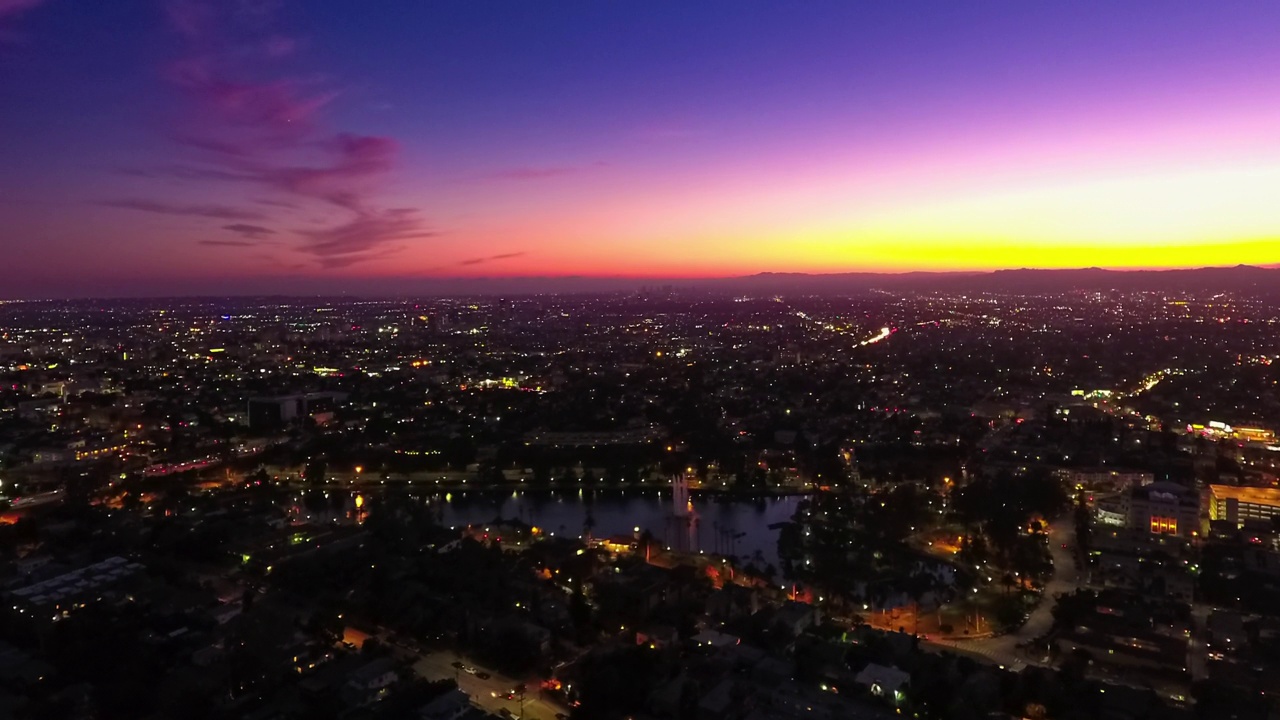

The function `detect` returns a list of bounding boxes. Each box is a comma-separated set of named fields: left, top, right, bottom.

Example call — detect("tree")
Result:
left=531, top=461, right=551, bottom=487
left=993, top=596, right=1026, bottom=631
left=569, top=582, right=593, bottom=641
left=303, top=459, right=327, bottom=485
left=222, top=604, right=296, bottom=698
left=572, top=646, right=667, bottom=720
left=302, top=488, right=328, bottom=515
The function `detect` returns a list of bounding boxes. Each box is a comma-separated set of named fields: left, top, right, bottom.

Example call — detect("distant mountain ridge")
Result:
left=10, top=264, right=1279, bottom=300
left=373, top=264, right=1277, bottom=297
left=700, top=264, right=1280, bottom=295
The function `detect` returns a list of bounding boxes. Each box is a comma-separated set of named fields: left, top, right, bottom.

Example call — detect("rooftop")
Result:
left=1209, top=484, right=1280, bottom=505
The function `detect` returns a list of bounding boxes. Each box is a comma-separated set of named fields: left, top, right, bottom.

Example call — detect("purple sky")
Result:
left=2, top=1, right=1280, bottom=297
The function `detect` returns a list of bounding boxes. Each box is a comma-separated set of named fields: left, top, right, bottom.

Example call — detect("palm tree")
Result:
left=903, top=572, right=934, bottom=636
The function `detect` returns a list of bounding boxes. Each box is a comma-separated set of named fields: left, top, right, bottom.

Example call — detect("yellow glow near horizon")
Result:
left=379, top=157, right=1280, bottom=277
left=653, top=160, right=1280, bottom=273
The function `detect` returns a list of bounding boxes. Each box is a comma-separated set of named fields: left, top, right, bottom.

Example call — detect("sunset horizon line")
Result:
left=7, top=262, right=1278, bottom=302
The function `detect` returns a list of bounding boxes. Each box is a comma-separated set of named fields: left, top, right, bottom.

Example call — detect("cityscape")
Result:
left=0, top=282, right=1278, bottom=719
left=4, top=2, right=1280, bottom=720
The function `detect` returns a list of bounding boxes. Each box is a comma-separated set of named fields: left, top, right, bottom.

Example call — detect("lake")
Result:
left=429, top=489, right=806, bottom=569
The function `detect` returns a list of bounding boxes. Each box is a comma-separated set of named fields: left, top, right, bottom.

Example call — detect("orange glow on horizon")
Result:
left=357, top=156, right=1280, bottom=278
left=356, top=236, right=1280, bottom=279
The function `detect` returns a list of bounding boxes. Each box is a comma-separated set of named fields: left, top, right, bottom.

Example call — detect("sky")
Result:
left=2, top=0, right=1280, bottom=297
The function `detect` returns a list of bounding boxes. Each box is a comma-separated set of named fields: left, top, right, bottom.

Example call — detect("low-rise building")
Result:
left=1126, top=481, right=1200, bottom=538
left=1066, top=468, right=1154, bottom=492
left=854, top=663, right=910, bottom=699
left=419, top=688, right=473, bottom=720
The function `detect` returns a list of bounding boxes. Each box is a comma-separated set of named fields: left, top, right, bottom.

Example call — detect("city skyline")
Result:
left=4, top=0, right=1280, bottom=297
left=8, top=5, right=1280, bottom=716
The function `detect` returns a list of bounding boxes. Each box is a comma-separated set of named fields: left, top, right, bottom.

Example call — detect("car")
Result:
left=451, top=661, right=464, bottom=669
left=477, top=672, right=491, bottom=680
left=462, top=665, right=479, bottom=675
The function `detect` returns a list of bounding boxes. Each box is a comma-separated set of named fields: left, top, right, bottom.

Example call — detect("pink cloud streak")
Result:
left=0, top=0, right=45, bottom=17
left=148, top=0, right=434, bottom=268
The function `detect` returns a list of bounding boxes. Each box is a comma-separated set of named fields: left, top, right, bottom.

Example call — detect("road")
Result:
left=1022, top=519, right=1081, bottom=638
left=1186, top=604, right=1212, bottom=682
left=409, top=648, right=566, bottom=720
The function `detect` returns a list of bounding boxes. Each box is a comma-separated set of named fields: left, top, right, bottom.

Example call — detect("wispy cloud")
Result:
left=420, top=251, right=526, bottom=273
left=298, top=207, right=436, bottom=266
left=255, top=198, right=298, bottom=209
left=198, top=239, right=257, bottom=247
left=162, top=0, right=212, bottom=39
left=103, top=198, right=265, bottom=220
left=0, top=0, right=45, bottom=19
left=458, top=252, right=526, bottom=266
left=263, top=34, right=297, bottom=58
left=0, top=0, right=46, bottom=42
left=174, top=135, right=251, bottom=158
left=144, top=0, right=433, bottom=268
left=222, top=223, right=275, bottom=239
left=633, top=122, right=702, bottom=142
left=310, top=244, right=409, bottom=270
left=484, top=162, right=607, bottom=182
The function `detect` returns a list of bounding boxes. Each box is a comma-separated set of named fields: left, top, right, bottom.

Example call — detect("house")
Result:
left=348, top=658, right=399, bottom=689
left=774, top=601, right=821, bottom=636
left=698, top=678, right=738, bottom=720
left=0, top=643, right=53, bottom=690
left=1207, top=610, right=1247, bottom=654
left=647, top=674, right=688, bottom=718
left=342, top=656, right=399, bottom=707
left=693, top=629, right=740, bottom=648
left=419, top=688, right=473, bottom=720
left=192, top=645, right=223, bottom=667
left=707, top=583, right=759, bottom=622
left=636, top=623, right=679, bottom=649
left=854, top=663, right=909, bottom=699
